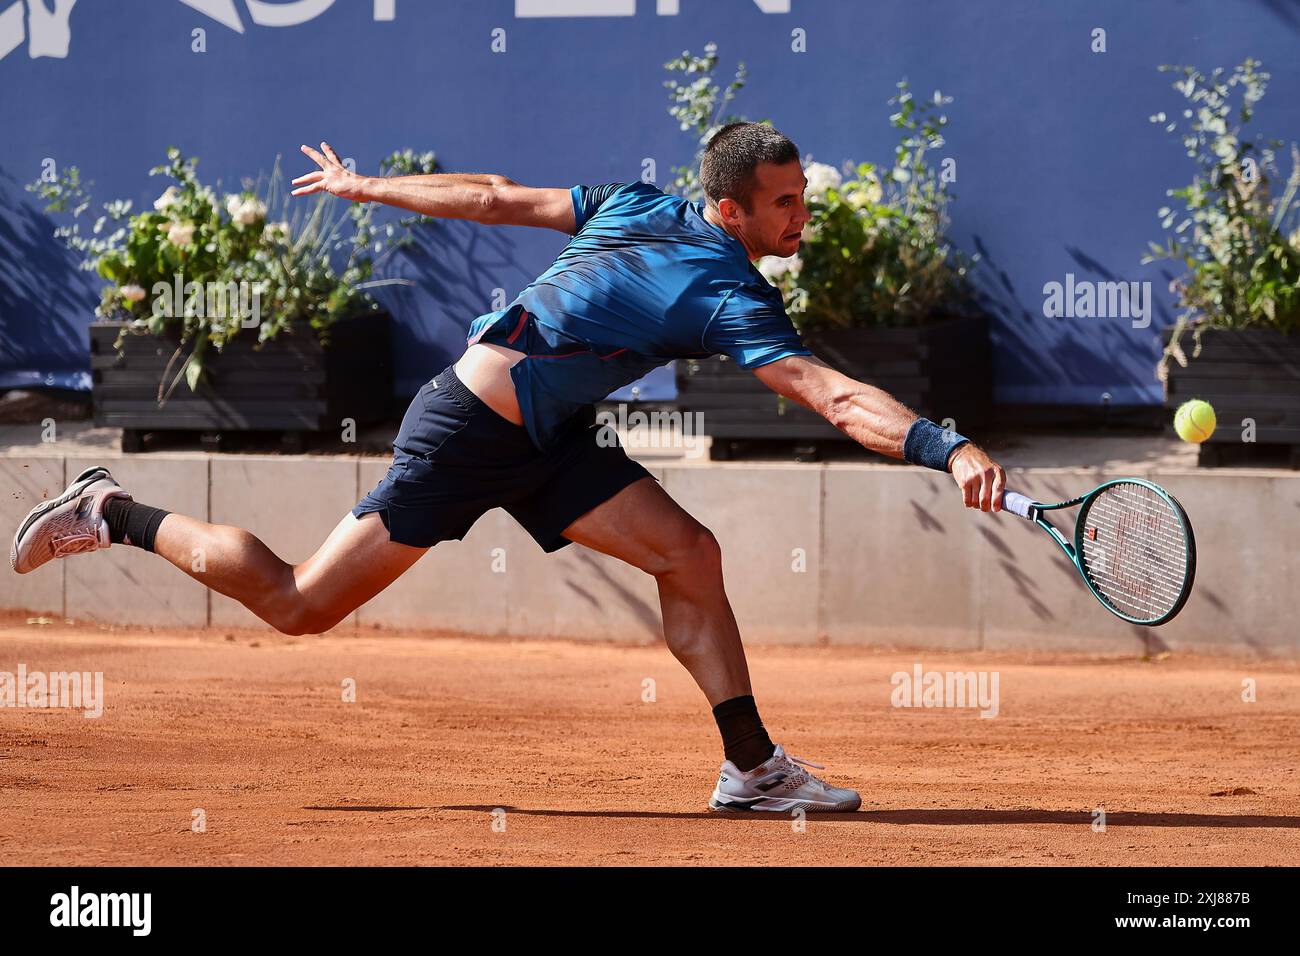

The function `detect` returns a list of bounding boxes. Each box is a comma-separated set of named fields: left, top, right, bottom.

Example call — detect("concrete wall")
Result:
left=2, top=452, right=1295, bottom=656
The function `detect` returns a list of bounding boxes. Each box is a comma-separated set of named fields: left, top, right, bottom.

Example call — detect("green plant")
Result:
left=29, top=147, right=438, bottom=399
left=662, top=42, right=753, bottom=200
left=1143, top=58, right=1300, bottom=381
left=758, top=81, right=978, bottom=330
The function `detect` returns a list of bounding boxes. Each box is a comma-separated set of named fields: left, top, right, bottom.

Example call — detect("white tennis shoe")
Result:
left=709, top=743, right=862, bottom=813
left=10, top=466, right=132, bottom=574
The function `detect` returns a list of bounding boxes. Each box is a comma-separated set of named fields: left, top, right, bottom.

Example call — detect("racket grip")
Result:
left=1000, top=491, right=1037, bottom=519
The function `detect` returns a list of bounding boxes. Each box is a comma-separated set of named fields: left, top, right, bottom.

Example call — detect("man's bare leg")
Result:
left=558, top=477, right=750, bottom=706
left=150, top=510, right=426, bottom=635
left=559, top=476, right=861, bottom=810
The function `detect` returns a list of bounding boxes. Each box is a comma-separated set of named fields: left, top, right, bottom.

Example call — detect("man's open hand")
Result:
left=292, top=142, right=367, bottom=201
left=949, top=444, right=1007, bottom=513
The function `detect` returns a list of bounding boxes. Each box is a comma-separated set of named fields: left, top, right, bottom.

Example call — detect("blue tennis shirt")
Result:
left=466, top=181, right=813, bottom=451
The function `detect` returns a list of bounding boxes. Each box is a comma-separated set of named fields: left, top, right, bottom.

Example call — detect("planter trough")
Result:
left=90, top=313, right=393, bottom=453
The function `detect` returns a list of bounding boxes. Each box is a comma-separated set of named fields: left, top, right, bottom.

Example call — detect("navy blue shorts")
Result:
left=352, top=364, right=655, bottom=552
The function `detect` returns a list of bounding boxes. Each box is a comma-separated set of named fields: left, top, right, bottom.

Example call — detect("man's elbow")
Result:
left=474, top=185, right=503, bottom=224
left=758, top=362, right=835, bottom=422
left=476, top=177, right=531, bottom=225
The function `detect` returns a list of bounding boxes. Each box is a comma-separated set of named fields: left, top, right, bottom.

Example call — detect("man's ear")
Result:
left=716, top=196, right=740, bottom=225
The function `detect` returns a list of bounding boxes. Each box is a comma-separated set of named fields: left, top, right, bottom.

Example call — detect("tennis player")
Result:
left=12, top=123, right=1007, bottom=813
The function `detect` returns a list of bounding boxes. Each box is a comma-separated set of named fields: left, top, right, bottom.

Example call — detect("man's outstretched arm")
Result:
left=292, top=141, right=577, bottom=233
left=753, top=354, right=1007, bottom=512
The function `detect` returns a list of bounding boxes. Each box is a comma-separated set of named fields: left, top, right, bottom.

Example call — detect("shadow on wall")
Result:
left=567, top=548, right=662, bottom=641
left=1065, top=246, right=1179, bottom=391
left=0, top=164, right=98, bottom=390
left=1256, top=0, right=1300, bottom=32
left=968, top=234, right=1176, bottom=403
left=0, top=165, right=542, bottom=401
left=367, top=216, right=538, bottom=397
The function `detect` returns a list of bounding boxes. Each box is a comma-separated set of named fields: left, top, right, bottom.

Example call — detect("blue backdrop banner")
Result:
left=2, top=0, right=1297, bottom=404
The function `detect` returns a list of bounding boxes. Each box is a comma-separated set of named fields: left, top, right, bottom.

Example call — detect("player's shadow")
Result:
left=862, top=809, right=1300, bottom=828
left=428, top=805, right=861, bottom=819
left=402, top=806, right=1300, bottom=826
left=306, top=804, right=864, bottom=819
left=303, top=805, right=428, bottom=812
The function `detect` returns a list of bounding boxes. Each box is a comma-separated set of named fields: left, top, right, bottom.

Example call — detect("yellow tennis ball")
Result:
left=1174, top=399, right=1216, bottom=443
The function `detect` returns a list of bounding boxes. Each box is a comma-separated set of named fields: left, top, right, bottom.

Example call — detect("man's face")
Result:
left=716, top=160, right=810, bottom=261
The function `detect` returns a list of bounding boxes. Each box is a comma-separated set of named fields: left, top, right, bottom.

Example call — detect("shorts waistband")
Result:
left=432, top=362, right=535, bottom=442
left=431, top=363, right=483, bottom=413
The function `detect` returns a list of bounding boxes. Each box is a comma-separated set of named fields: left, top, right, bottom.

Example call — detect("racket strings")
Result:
left=1078, top=484, right=1189, bottom=621
left=1080, top=490, right=1186, bottom=616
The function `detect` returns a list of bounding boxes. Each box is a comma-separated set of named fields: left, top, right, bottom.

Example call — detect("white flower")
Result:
left=239, top=198, right=266, bottom=225
left=1212, top=135, right=1239, bottom=161
left=758, top=254, right=801, bottom=283
left=801, top=222, right=816, bottom=242
left=225, top=194, right=266, bottom=227
left=262, top=220, right=291, bottom=243
left=119, top=284, right=146, bottom=303
left=1289, top=227, right=1300, bottom=252
left=166, top=220, right=195, bottom=247
left=803, top=161, right=842, bottom=203
left=153, top=186, right=181, bottom=211
left=844, top=174, right=883, bottom=209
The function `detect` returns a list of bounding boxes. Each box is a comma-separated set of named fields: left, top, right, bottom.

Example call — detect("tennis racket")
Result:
left=999, top=478, right=1196, bottom=626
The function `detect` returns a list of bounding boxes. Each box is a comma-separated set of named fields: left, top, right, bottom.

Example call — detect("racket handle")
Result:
left=1000, top=491, right=1038, bottom=519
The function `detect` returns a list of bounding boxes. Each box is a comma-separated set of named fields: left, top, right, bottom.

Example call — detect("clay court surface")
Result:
left=1, top=617, right=1297, bottom=867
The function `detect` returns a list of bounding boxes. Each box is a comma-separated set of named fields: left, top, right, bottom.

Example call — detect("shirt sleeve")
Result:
left=701, top=285, right=813, bottom=370
left=570, top=182, right=630, bottom=233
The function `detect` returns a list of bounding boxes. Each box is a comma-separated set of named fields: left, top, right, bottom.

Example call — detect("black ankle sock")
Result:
left=712, top=694, right=776, bottom=772
left=102, top=497, right=170, bottom=552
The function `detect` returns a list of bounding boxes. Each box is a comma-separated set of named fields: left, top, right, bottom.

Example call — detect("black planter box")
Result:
left=675, top=313, right=991, bottom=457
left=1162, top=325, right=1300, bottom=467
left=91, top=313, right=393, bottom=451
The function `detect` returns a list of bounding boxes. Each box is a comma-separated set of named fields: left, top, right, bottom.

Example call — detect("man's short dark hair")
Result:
left=700, top=122, right=800, bottom=214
